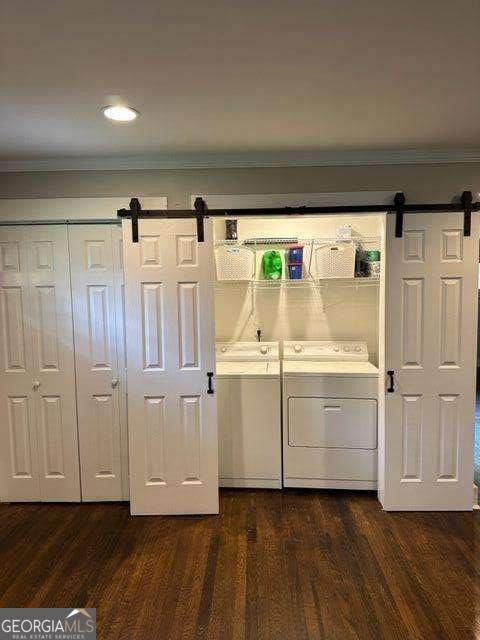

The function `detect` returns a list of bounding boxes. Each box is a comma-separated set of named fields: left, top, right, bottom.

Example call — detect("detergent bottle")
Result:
left=262, top=250, right=283, bottom=280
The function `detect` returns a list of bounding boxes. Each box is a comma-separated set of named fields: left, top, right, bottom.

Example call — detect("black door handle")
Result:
left=387, top=370, right=395, bottom=393
left=207, top=372, right=214, bottom=394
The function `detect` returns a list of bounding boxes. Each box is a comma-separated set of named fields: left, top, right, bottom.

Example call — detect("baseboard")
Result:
left=219, top=478, right=282, bottom=489
left=283, top=478, right=377, bottom=490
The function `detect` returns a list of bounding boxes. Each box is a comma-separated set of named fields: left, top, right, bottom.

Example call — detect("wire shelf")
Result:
left=214, top=236, right=381, bottom=248
left=215, top=276, right=380, bottom=289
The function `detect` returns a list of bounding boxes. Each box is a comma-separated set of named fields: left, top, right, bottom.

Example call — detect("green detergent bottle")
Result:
left=262, top=250, right=283, bottom=280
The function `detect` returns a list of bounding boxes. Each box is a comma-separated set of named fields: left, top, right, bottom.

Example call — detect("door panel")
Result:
left=69, top=225, right=127, bottom=501
left=123, top=218, right=218, bottom=515
left=383, top=212, right=478, bottom=510
left=27, top=226, right=80, bottom=501
left=2, top=286, right=28, bottom=371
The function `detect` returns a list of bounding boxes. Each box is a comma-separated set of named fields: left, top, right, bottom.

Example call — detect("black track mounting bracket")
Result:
left=461, top=190, right=472, bottom=237
left=130, top=197, right=141, bottom=243
left=194, top=197, right=207, bottom=242
left=394, top=192, right=406, bottom=238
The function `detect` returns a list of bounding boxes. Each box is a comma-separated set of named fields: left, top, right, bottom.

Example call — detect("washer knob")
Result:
left=260, top=345, right=268, bottom=355
left=294, top=344, right=303, bottom=353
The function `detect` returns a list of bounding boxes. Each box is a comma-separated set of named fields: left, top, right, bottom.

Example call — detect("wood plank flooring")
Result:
left=0, top=490, right=478, bottom=640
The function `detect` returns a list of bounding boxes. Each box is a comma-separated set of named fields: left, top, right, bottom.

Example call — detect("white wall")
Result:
left=214, top=215, right=382, bottom=364
left=0, top=163, right=478, bottom=207
left=0, top=197, right=167, bottom=221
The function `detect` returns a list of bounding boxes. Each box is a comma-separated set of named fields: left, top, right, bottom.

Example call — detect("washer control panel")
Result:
left=283, top=340, right=369, bottom=362
left=216, top=341, right=279, bottom=361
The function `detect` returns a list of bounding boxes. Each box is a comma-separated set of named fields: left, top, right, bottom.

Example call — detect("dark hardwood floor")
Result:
left=0, top=490, right=478, bottom=640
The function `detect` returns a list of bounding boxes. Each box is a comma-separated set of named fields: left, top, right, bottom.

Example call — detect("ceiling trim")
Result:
left=0, top=149, right=479, bottom=172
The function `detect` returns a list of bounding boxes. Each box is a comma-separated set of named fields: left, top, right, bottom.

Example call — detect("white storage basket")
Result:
left=311, top=242, right=356, bottom=279
left=215, top=245, right=255, bottom=281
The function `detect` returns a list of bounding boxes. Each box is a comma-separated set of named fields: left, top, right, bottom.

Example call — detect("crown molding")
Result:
left=0, top=149, right=479, bottom=172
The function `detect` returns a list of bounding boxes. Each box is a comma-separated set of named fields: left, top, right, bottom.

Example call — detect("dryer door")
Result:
left=288, top=397, right=377, bottom=449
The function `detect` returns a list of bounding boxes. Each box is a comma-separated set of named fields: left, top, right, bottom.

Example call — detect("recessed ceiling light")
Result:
left=102, top=105, right=139, bottom=122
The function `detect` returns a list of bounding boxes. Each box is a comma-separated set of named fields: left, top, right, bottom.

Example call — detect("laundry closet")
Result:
left=213, top=213, right=383, bottom=492
left=1, top=193, right=478, bottom=515
left=121, top=192, right=479, bottom=515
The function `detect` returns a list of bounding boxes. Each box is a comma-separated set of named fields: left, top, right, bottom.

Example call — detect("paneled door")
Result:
left=383, top=212, right=479, bottom=510
left=123, top=218, right=218, bottom=515
left=0, top=227, right=39, bottom=500
left=0, top=225, right=80, bottom=502
left=69, top=225, right=128, bottom=501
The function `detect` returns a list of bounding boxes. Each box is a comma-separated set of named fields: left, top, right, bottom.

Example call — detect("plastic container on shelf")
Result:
left=287, top=245, right=304, bottom=264
left=215, top=245, right=254, bottom=281
left=362, top=250, right=381, bottom=279
left=311, top=242, right=356, bottom=279
left=364, top=261, right=381, bottom=279
left=364, top=250, right=380, bottom=262
left=288, top=264, right=303, bottom=279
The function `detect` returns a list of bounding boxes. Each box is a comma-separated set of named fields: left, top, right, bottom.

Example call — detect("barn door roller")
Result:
left=194, top=196, right=206, bottom=243
left=117, top=192, right=479, bottom=243
left=461, top=190, right=472, bottom=237
left=394, top=192, right=405, bottom=238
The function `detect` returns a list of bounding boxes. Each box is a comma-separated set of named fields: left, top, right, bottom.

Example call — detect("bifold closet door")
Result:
left=123, top=218, right=218, bottom=515
left=382, top=212, right=479, bottom=510
left=0, top=226, right=80, bottom=502
left=0, top=227, right=39, bottom=500
left=69, top=225, right=128, bottom=501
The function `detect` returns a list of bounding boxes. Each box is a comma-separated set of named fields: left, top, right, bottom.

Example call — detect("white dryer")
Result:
left=216, top=342, right=281, bottom=488
left=282, top=340, right=379, bottom=490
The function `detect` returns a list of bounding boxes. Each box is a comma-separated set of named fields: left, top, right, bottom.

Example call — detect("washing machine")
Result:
left=216, top=341, right=281, bottom=488
left=282, top=340, right=379, bottom=490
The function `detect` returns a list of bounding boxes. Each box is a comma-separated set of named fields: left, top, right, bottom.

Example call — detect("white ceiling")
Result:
left=1, top=0, right=479, bottom=170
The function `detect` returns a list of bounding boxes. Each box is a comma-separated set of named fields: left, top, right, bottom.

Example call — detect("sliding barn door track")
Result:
left=117, top=191, right=480, bottom=243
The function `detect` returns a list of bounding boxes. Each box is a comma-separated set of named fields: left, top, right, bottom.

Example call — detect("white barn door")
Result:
left=383, top=212, right=478, bottom=510
left=123, top=218, right=218, bottom=515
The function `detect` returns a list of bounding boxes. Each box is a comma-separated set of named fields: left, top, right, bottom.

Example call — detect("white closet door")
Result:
left=69, top=225, right=127, bottom=501
left=123, top=218, right=218, bottom=515
left=111, top=226, right=129, bottom=497
left=27, top=226, right=80, bottom=501
left=383, top=212, right=478, bottom=510
left=0, top=227, right=40, bottom=500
